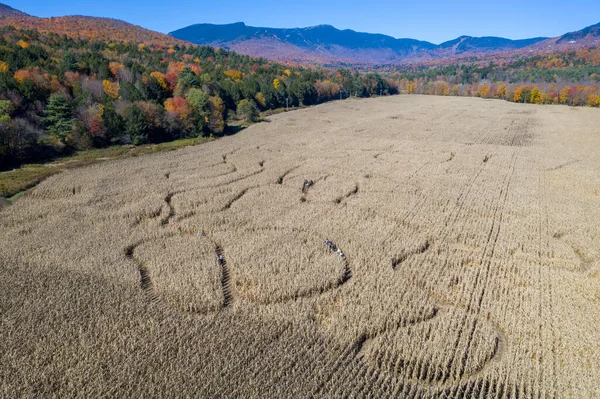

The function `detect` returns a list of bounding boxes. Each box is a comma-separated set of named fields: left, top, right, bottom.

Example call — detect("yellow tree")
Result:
left=530, top=87, right=543, bottom=104
left=589, top=94, right=600, bottom=107
left=496, top=84, right=507, bottom=99
left=16, top=40, right=29, bottom=49
left=102, top=80, right=120, bottom=99
left=224, top=69, right=244, bottom=81
left=433, top=81, right=449, bottom=96
left=254, top=92, right=267, bottom=109
left=477, top=84, right=490, bottom=98
left=150, top=71, right=168, bottom=90
left=559, top=87, right=571, bottom=104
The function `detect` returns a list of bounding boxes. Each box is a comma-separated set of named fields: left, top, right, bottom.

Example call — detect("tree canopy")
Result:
left=0, top=26, right=398, bottom=168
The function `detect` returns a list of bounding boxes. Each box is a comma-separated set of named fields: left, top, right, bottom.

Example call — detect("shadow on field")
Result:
left=221, top=125, right=246, bottom=136
left=221, top=117, right=275, bottom=137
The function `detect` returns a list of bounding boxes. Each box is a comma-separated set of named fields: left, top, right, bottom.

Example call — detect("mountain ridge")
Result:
left=556, top=21, right=600, bottom=44
left=170, top=22, right=436, bottom=62
left=0, top=2, right=30, bottom=18
left=170, top=22, right=558, bottom=65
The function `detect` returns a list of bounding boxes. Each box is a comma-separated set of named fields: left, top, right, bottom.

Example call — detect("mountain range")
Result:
left=1, top=2, right=599, bottom=66
left=170, top=22, right=600, bottom=65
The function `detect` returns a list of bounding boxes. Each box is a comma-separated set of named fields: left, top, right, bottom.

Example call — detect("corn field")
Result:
left=1, top=96, right=599, bottom=397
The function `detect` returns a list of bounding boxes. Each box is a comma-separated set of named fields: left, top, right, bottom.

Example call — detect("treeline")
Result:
left=400, top=78, right=600, bottom=106
left=0, top=26, right=397, bottom=168
left=393, top=49, right=600, bottom=106
left=396, top=49, right=600, bottom=84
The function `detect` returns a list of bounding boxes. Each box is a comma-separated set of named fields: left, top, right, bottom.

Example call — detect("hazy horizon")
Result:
left=7, top=0, right=600, bottom=44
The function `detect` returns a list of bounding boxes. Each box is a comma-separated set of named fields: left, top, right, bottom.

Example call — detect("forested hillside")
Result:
left=393, top=49, right=600, bottom=105
left=0, top=15, right=185, bottom=48
left=0, top=26, right=397, bottom=168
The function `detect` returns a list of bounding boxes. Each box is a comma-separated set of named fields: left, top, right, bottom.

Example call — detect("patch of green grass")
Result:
left=68, top=145, right=132, bottom=161
left=0, top=189, right=27, bottom=208
left=0, top=165, right=60, bottom=198
left=260, top=106, right=307, bottom=118
left=8, top=190, right=26, bottom=202
left=151, top=137, right=206, bottom=152
left=0, top=136, right=214, bottom=201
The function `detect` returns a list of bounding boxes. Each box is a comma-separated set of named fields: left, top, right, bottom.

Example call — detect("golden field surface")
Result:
left=1, top=96, right=599, bottom=398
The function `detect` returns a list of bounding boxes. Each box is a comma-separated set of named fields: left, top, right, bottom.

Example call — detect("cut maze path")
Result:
left=214, top=243, right=233, bottom=308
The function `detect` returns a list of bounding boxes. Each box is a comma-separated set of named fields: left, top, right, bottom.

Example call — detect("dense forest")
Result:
left=392, top=49, right=600, bottom=106
left=0, top=26, right=397, bottom=168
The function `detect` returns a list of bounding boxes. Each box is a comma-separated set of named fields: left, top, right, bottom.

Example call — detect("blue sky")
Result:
left=9, top=0, right=600, bottom=44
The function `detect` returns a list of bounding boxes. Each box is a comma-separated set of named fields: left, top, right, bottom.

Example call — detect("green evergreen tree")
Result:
left=123, top=104, right=148, bottom=145
left=44, top=93, right=73, bottom=141
left=61, top=50, right=78, bottom=73
left=177, top=67, right=200, bottom=91
left=103, top=104, right=125, bottom=144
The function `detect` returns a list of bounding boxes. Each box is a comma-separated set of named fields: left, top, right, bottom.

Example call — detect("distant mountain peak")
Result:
left=0, top=2, right=30, bottom=18
left=307, top=24, right=336, bottom=29
left=556, top=21, right=600, bottom=44
left=440, top=35, right=547, bottom=53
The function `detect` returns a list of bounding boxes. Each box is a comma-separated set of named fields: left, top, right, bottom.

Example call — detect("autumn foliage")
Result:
left=102, top=80, right=120, bottom=99
left=0, top=15, right=186, bottom=48
left=165, top=97, right=192, bottom=120
left=392, top=49, right=600, bottom=107
left=224, top=69, right=244, bottom=81
left=150, top=71, right=168, bottom=90
left=0, top=23, right=398, bottom=168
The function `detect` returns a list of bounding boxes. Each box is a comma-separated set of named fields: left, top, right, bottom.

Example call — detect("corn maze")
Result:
left=1, top=96, right=599, bottom=397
